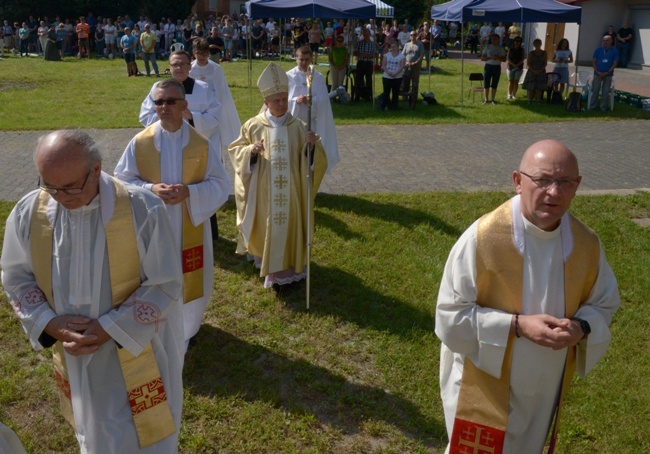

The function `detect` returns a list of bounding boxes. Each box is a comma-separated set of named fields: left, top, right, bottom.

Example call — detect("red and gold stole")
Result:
left=30, top=177, right=176, bottom=448
left=449, top=198, right=600, bottom=454
left=134, top=123, right=208, bottom=303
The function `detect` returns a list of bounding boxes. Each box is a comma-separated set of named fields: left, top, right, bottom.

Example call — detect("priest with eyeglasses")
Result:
left=1, top=129, right=185, bottom=452
left=435, top=139, right=620, bottom=453
left=116, top=78, right=231, bottom=352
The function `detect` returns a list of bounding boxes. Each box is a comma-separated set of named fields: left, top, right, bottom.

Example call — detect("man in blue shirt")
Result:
left=120, top=27, right=138, bottom=77
left=589, top=35, right=618, bottom=112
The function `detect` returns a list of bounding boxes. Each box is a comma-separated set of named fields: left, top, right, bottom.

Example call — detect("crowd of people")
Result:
left=0, top=9, right=632, bottom=453
left=1, top=14, right=636, bottom=112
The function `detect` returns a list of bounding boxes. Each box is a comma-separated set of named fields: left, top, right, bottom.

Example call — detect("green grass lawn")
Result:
left=1, top=192, right=649, bottom=453
left=0, top=52, right=648, bottom=452
left=0, top=54, right=648, bottom=131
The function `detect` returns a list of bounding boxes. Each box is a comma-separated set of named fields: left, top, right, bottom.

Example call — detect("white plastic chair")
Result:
left=170, top=42, right=184, bottom=52
left=587, top=78, right=615, bottom=111
left=565, top=70, right=591, bottom=97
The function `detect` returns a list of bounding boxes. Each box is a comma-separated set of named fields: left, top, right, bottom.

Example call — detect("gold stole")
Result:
left=30, top=178, right=176, bottom=448
left=449, top=199, right=599, bottom=453
left=134, top=123, right=208, bottom=303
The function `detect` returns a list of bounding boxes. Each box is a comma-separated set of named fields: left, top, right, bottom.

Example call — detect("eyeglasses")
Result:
left=169, top=63, right=190, bottom=69
left=519, top=171, right=580, bottom=190
left=153, top=98, right=184, bottom=106
left=38, top=169, right=91, bottom=195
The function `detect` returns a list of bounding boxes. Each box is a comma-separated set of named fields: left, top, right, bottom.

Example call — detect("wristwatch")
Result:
left=572, top=317, right=591, bottom=338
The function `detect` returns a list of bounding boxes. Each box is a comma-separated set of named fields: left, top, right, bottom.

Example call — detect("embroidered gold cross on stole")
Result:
left=268, top=128, right=291, bottom=273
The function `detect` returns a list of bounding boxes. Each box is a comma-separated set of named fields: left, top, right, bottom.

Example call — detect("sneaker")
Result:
left=491, top=101, right=496, bottom=105
left=482, top=100, right=487, bottom=105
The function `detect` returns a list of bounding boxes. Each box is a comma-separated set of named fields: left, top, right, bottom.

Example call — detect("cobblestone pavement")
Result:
left=0, top=120, right=647, bottom=202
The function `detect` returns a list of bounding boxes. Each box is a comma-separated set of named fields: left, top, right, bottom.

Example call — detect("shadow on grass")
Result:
left=184, top=325, right=445, bottom=448
left=276, top=263, right=435, bottom=336
left=316, top=193, right=462, bottom=240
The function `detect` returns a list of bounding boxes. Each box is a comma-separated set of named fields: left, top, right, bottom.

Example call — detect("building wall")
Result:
left=525, top=0, right=649, bottom=67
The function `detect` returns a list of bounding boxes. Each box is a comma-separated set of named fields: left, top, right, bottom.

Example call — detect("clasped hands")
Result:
left=152, top=183, right=189, bottom=205
left=513, top=314, right=585, bottom=350
left=45, top=315, right=111, bottom=356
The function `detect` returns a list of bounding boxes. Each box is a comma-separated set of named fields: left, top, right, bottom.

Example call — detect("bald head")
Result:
left=515, top=140, right=581, bottom=231
left=34, top=130, right=101, bottom=171
left=519, top=139, right=579, bottom=176
left=34, top=130, right=102, bottom=210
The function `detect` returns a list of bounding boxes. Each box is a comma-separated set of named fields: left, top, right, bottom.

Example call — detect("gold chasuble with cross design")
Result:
left=449, top=198, right=600, bottom=454
left=229, top=113, right=327, bottom=277
left=134, top=123, right=208, bottom=304
left=30, top=178, right=176, bottom=449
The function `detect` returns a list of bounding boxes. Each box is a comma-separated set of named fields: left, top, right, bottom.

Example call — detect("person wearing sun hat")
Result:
left=228, top=62, right=327, bottom=292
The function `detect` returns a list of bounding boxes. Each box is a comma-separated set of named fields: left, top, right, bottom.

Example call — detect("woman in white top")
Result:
left=552, top=38, right=573, bottom=93
left=381, top=41, right=405, bottom=111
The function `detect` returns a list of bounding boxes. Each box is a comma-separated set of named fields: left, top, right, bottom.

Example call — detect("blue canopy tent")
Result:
left=430, top=0, right=581, bottom=24
left=246, top=0, right=376, bottom=19
left=431, top=0, right=582, bottom=104
left=243, top=0, right=377, bottom=102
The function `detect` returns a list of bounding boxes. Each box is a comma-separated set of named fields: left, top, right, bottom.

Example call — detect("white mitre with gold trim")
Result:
left=258, top=62, right=289, bottom=98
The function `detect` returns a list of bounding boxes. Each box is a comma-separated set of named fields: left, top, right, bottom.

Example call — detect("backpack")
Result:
left=551, top=90, right=563, bottom=105
left=566, top=91, right=581, bottom=112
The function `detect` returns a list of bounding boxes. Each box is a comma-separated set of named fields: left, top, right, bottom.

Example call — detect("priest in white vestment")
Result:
left=229, top=62, right=327, bottom=291
left=286, top=45, right=339, bottom=172
left=190, top=38, right=241, bottom=158
left=435, top=140, right=620, bottom=453
left=116, top=79, right=231, bottom=350
left=139, top=50, right=222, bottom=161
left=1, top=130, right=184, bottom=453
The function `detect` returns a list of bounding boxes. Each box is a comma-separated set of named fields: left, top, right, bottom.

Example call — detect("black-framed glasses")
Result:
left=38, top=169, right=91, bottom=195
left=519, top=171, right=580, bottom=190
left=169, top=63, right=190, bottom=69
left=153, top=98, right=184, bottom=106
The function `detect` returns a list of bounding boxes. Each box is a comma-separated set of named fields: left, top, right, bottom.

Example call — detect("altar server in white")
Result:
left=286, top=45, right=339, bottom=172
left=190, top=38, right=241, bottom=157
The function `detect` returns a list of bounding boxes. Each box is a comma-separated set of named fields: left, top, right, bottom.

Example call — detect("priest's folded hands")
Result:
left=44, top=315, right=112, bottom=356
left=151, top=182, right=190, bottom=205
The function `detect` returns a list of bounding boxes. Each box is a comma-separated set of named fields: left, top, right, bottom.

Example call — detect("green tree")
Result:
left=0, top=0, right=195, bottom=24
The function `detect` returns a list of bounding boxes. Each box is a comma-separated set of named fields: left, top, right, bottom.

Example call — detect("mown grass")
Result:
left=0, top=54, right=648, bottom=131
left=1, top=191, right=648, bottom=453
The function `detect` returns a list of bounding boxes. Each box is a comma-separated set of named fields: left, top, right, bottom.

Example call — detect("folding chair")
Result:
left=468, top=73, right=484, bottom=101
left=565, top=70, right=590, bottom=97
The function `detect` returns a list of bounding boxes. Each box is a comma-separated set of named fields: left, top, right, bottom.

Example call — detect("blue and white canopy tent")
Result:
left=365, top=0, right=395, bottom=18
left=430, top=0, right=582, bottom=104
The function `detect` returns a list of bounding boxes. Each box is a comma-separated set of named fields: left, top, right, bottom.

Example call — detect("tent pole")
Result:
left=248, top=18, right=253, bottom=109
left=461, top=21, right=465, bottom=106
